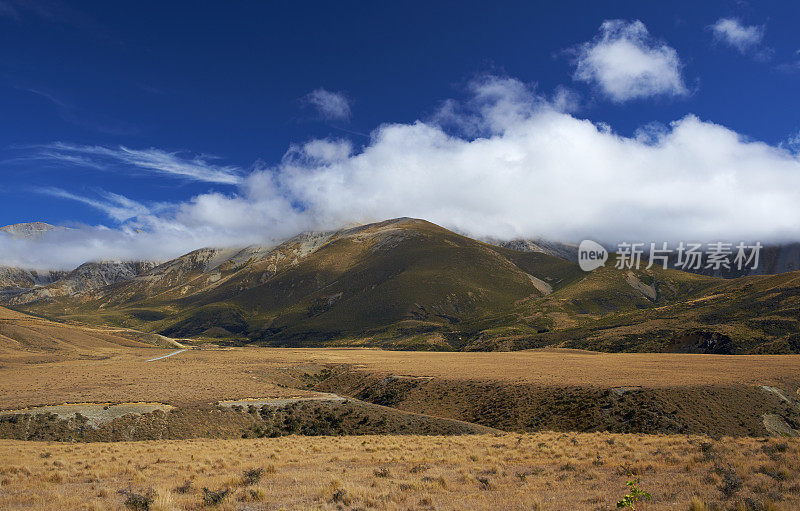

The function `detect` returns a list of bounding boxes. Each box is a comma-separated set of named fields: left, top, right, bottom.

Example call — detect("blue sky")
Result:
left=1, top=1, right=800, bottom=267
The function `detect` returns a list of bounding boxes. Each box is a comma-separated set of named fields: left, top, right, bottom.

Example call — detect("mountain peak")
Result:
left=0, top=222, right=60, bottom=239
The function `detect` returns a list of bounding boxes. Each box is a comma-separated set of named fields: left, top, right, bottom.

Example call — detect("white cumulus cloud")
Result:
left=4, top=76, right=800, bottom=270
left=710, top=18, right=765, bottom=54
left=572, top=20, right=688, bottom=102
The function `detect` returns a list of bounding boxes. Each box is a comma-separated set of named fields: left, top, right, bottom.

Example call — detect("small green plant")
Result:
left=331, top=488, right=349, bottom=504
left=119, top=489, right=155, bottom=510
left=201, top=487, right=230, bottom=506
left=616, top=478, right=651, bottom=509
left=242, top=467, right=264, bottom=485
left=410, top=463, right=429, bottom=473
left=714, top=464, right=741, bottom=497
left=174, top=480, right=192, bottom=494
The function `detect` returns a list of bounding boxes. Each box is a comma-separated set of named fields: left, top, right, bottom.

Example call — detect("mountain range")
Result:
left=1, top=218, right=799, bottom=353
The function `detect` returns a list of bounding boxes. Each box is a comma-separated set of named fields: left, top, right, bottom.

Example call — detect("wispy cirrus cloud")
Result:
left=570, top=20, right=688, bottom=102
left=303, top=88, right=352, bottom=121
left=36, top=187, right=150, bottom=222
left=33, top=143, right=243, bottom=184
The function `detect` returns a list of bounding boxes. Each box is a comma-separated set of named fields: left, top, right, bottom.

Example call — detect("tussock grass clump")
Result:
left=173, top=480, right=192, bottom=494
left=331, top=488, right=351, bottom=505
left=239, top=487, right=266, bottom=502
left=151, top=488, right=174, bottom=511
left=688, top=495, right=708, bottom=511
left=762, top=441, right=789, bottom=460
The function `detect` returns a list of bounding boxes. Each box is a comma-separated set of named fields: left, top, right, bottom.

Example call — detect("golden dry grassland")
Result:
left=0, top=432, right=795, bottom=510
left=3, top=347, right=800, bottom=408
left=2, top=310, right=799, bottom=509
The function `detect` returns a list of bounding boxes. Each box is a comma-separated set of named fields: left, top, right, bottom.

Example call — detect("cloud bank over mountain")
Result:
left=4, top=73, right=800, bottom=269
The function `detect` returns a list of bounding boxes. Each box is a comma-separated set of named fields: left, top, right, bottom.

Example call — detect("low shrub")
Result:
left=201, top=487, right=230, bottom=506
left=119, top=489, right=155, bottom=510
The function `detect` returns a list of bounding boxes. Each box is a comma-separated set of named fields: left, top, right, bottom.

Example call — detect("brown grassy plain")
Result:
left=0, top=432, right=796, bottom=510
left=3, top=307, right=800, bottom=508
left=3, top=346, right=800, bottom=408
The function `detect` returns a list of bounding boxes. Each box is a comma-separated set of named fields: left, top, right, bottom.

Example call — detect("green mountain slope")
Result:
left=485, top=260, right=800, bottom=354
left=158, top=219, right=586, bottom=348
left=20, top=219, right=582, bottom=349
left=14, top=218, right=800, bottom=353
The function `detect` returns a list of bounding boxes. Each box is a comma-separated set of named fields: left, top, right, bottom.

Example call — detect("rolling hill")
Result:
left=7, top=217, right=800, bottom=353
left=0, top=305, right=180, bottom=362
left=12, top=219, right=582, bottom=348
